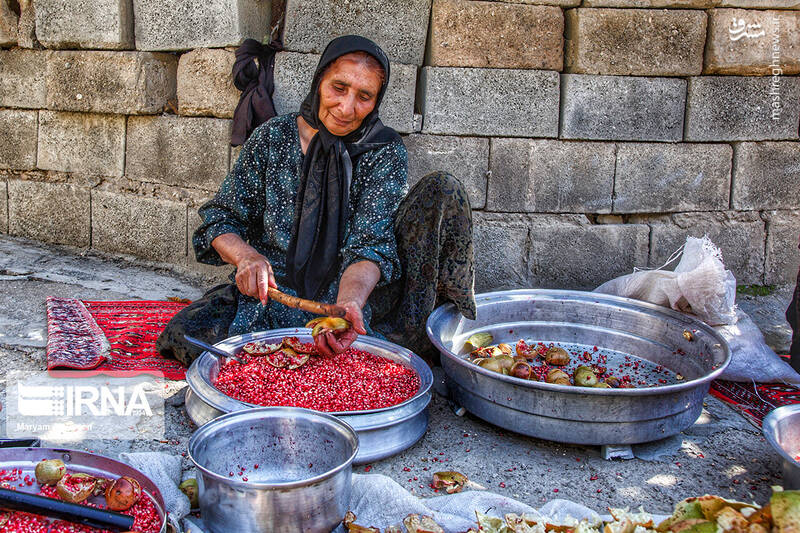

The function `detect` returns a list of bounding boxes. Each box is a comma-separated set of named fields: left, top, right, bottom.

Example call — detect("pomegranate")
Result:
left=265, top=348, right=291, bottom=368
left=105, top=476, right=142, bottom=511
left=179, top=478, right=199, bottom=509
left=282, top=336, right=314, bottom=354
left=242, top=340, right=281, bottom=355
left=34, top=459, right=66, bottom=486
left=56, top=473, right=96, bottom=503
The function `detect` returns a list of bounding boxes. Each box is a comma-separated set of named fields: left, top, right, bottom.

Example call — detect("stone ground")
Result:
left=0, top=234, right=795, bottom=517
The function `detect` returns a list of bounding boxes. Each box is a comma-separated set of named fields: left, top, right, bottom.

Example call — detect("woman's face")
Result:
left=317, top=54, right=383, bottom=136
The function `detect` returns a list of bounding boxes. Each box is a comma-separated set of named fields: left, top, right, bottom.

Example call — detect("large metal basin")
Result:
left=763, top=405, right=800, bottom=490
left=185, top=329, right=432, bottom=465
left=426, top=289, right=731, bottom=445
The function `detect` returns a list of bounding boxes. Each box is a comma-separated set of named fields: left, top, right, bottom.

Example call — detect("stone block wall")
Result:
left=0, top=0, right=798, bottom=293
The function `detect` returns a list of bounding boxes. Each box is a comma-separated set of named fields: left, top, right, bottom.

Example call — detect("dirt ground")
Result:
left=0, top=234, right=794, bottom=516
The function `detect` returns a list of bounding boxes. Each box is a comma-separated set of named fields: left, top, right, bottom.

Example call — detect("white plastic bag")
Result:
left=594, top=236, right=737, bottom=326
left=714, top=309, right=800, bottom=385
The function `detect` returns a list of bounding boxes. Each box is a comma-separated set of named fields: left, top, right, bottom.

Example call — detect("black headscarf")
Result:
left=230, top=38, right=282, bottom=146
left=285, top=35, right=401, bottom=299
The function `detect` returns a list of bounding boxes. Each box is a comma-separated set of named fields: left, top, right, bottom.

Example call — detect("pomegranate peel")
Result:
left=242, top=340, right=282, bottom=356
left=56, top=473, right=96, bottom=503
left=105, top=475, right=142, bottom=511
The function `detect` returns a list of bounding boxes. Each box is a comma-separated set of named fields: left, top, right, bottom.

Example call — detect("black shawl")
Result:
left=230, top=38, right=281, bottom=147
left=285, top=35, right=401, bottom=299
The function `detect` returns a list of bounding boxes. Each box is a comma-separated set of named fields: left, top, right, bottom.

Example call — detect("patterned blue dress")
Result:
left=193, top=113, right=408, bottom=336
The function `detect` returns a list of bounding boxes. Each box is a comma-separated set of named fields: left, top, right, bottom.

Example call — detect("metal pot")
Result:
left=426, top=289, right=731, bottom=445
left=763, top=404, right=800, bottom=490
left=188, top=407, right=358, bottom=533
left=185, top=329, right=432, bottom=464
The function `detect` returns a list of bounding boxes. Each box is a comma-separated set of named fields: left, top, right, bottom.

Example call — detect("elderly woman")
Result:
left=157, top=36, right=475, bottom=365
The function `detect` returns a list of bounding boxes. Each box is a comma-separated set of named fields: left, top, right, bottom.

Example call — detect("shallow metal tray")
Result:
left=0, top=447, right=167, bottom=532
left=426, top=289, right=731, bottom=445
left=185, top=329, right=432, bottom=465
left=763, top=404, right=800, bottom=490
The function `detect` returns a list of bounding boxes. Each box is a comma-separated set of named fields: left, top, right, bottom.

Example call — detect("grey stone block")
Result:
left=473, top=214, right=529, bottom=292
left=0, top=49, right=48, bottom=108
left=529, top=222, right=649, bottom=289
left=560, top=74, right=686, bottom=141
left=8, top=179, right=90, bottom=246
left=92, top=190, right=187, bottom=263
left=648, top=212, right=765, bottom=284
left=273, top=51, right=417, bottom=134
left=565, top=8, right=706, bottom=76
left=705, top=9, right=800, bottom=76
left=187, top=207, right=235, bottom=281
left=764, top=210, right=800, bottom=285
left=488, top=138, right=614, bottom=213
left=46, top=51, right=177, bottom=114
left=583, top=0, right=717, bottom=6
left=719, top=0, right=800, bottom=7
left=38, top=111, right=125, bottom=176
left=428, top=0, right=563, bottom=70
left=16, top=0, right=35, bottom=48
left=0, top=110, right=37, bottom=170
left=0, top=178, right=6, bottom=233
left=0, top=0, right=17, bottom=47
left=133, top=0, right=270, bottom=51
left=733, top=142, right=800, bottom=210
left=35, top=0, right=133, bottom=49
left=283, top=0, right=431, bottom=65
left=177, top=48, right=238, bottom=119
left=685, top=76, right=800, bottom=141
left=492, top=0, right=580, bottom=6
left=403, top=134, right=488, bottom=209
left=614, top=143, right=732, bottom=213
left=126, top=115, right=231, bottom=191
left=421, top=67, right=560, bottom=137
left=272, top=52, right=316, bottom=115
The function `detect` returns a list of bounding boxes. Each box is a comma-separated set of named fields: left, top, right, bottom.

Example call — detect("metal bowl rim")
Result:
left=762, top=404, right=800, bottom=467
left=188, top=406, right=359, bottom=490
left=427, top=288, right=732, bottom=397
left=188, top=329, right=433, bottom=416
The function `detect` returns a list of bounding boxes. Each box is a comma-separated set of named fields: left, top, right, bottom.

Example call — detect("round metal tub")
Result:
left=189, top=407, right=358, bottom=533
left=0, top=447, right=167, bottom=532
left=763, top=405, right=800, bottom=490
left=185, top=329, right=432, bottom=465
left=426, top=289, right=731, bottom=445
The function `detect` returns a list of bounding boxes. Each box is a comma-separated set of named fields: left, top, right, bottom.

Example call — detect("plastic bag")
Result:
left=714, top=309, right=800, bottom=385
left=594, top=236, right=737, bottom=326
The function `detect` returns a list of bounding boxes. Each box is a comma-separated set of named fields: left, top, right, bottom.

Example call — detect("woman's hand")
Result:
left=234, top=251, right=277, bottom=305
left=314, top=301, right=367, bottom=356
left=211, top=233, right=277, bottom=305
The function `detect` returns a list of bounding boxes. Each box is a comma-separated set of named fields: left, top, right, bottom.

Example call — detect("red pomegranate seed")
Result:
left=215, top=347, right=420, bottom=411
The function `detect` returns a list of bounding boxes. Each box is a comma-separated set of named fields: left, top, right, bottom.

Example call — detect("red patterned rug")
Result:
left=710, top=377, right=800, bottom=428
left=46, top=297, right=189, bottom=380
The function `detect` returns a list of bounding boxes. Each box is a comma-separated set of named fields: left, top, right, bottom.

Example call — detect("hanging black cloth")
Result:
left=230, top=38, right=282, bottom=146
left=285, top=35, right=401, bottom=299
